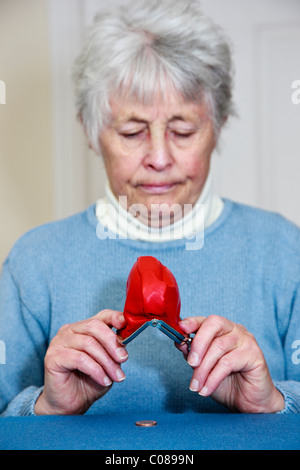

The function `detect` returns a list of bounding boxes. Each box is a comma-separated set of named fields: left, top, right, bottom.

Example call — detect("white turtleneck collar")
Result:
left=95, top=171, right=224, bottom=242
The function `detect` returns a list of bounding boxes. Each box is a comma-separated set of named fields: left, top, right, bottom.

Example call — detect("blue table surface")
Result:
left=0, top=413, right=299, bottom=450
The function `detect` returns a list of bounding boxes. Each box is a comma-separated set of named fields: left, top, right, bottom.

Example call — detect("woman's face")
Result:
left=98, top=90, right=216, bottom=227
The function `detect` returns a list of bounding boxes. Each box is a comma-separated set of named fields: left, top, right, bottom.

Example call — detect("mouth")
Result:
left=137, top=183, right=178, bottom=194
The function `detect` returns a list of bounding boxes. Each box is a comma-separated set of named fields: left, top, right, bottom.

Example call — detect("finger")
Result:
left=196, top=348, right=246, bottom=397
left=179, top=316, right=206, bottom=334
left=175, top=341, right=190, bottom=359
left=95, top=309, right=126, bottom=329
left=62, top=332, right=126, bottom=383
left=71, top=316, right=128, bottom=364
left=46, top=346, right=113, bottom=388
left=178, top=316, right=205, bottom=360
left=189, top=331, right=242, bottom=392
left=186, top=315, right=235, bottom=368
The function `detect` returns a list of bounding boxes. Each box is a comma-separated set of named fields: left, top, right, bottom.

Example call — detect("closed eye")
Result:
left=172, top=131, right=194, bottom=139
left=120, top=130, right=145, bottom=139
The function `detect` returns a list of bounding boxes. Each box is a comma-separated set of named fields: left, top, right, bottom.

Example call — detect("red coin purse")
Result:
left=118, top=256, right=190, bottom=347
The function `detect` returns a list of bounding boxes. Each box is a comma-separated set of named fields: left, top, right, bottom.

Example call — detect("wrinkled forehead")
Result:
left=107, top=86, right=210, bottom=126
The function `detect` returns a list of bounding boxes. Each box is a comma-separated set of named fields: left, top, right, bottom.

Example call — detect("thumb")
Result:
left=95, top=309, right=126, bottom=329
left=179, top=316, right=206, bottom=334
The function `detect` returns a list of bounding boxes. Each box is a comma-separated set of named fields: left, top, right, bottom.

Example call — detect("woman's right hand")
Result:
left=35, top=309, right=128, bottom=415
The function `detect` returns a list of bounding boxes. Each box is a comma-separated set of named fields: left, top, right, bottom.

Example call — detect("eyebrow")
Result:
left=169, top=115, right=186, bottom=122
left=119, top=115, right=191, bottom=125
left=126, top=117, right=148, bottom=124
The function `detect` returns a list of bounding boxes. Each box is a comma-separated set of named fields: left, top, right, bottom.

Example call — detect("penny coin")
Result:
left=135, top=420, right=157, bottom=427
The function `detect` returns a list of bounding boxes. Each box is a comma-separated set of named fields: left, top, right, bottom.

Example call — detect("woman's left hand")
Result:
left=178, top=315, right=285, bottom=413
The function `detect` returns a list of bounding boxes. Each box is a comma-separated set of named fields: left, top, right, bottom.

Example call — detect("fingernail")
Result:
left=198, top=386, right=209, bottom=396
left=116, top=369, right=126, bottom=382
left=189, top=378, right=199, bottom=392
left=103, top=376, right=112, bottom=387
left=188, top=352, right=199, bottom=367
left=117, top=348, right=128, bottom=360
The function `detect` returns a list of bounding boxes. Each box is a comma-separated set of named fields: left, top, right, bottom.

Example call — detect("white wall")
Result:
left=0, top=0, right=54, bottom=264
left=200, top=0, right=300, bottom=224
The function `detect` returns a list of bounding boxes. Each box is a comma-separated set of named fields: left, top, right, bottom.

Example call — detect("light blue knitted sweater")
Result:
left=1, top=199, right=300, bottom=416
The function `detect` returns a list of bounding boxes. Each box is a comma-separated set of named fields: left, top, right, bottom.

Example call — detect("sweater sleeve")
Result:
left=274, top=281, right=300, bottom=414
left=0, top=258, right=48, bottom=416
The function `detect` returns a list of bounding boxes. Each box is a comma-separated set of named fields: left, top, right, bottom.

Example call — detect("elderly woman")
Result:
left=1, top=0, right=299, bottom=417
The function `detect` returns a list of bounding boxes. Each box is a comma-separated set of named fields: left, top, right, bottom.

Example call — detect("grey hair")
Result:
left=73, top=0, right=235, bottom=153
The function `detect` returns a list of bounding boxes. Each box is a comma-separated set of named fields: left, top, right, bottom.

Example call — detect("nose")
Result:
left=144, top=132, right=173, bottom=171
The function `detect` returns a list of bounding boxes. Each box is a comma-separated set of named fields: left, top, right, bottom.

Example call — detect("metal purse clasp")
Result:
left=122, top=318, right=192, bottom=350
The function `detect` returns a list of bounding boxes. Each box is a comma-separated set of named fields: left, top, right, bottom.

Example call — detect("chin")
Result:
left=141, top=198, right=187, bottom=228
